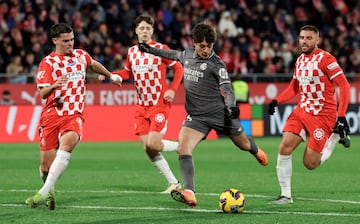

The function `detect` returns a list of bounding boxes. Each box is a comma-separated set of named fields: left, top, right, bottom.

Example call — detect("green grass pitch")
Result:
left=0, top=137, right=359, bottom=224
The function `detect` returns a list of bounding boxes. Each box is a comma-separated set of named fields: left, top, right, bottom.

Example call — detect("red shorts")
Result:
left=134, top=104, right=171, bottom=136
left=283, top=107, right=336, bottom=153
left=38, top=112, right=84, bottom=151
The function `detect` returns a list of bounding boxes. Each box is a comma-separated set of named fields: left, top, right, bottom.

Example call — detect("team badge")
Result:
left=313, top=128, right=325, bottom=140
left=307, top=62, right=314, bottom=71
left=155, top=113, right=165, bottom=123
left=200, top=63, right=207, bottom=70
left=78, top=57, right=85, bottom=65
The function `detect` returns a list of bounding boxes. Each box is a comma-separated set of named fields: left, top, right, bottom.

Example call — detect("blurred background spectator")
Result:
left=0, top=0, right=358, bottom=83
left=0, top=89, right=14, bottom=105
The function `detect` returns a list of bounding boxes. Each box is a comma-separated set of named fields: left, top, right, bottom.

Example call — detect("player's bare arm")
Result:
left=39, top=76, right=68, bottom=99
left=89, top=61, right=122, bottom=86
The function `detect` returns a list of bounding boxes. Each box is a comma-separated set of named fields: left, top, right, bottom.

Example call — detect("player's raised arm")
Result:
left=138, top=43, right=182, bottom=61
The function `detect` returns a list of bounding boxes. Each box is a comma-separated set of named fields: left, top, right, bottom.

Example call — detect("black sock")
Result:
left=41, top=172, right=48, bottom=183
left=179, top=155, right=195, bottom=192
left=247, top=137, right=259, bottom=155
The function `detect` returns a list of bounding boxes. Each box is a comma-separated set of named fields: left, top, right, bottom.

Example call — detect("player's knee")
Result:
left=303, top=160, right=320, bottom=170
left=177, top=143, right=191, bottom=155
left=146, top=141, right=162, bottom=152
left=40, top=161, right=50, bottom=172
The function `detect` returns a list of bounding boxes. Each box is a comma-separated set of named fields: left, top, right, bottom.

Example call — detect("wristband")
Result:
left=110, top=74, right=122, bottom=82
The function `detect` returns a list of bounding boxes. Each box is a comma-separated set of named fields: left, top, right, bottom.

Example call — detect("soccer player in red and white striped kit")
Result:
left=268, top=25, right=350, bottom=204
left=111, top=14, right=184, bottom=193
left=25, top=23, right=122, bottom=209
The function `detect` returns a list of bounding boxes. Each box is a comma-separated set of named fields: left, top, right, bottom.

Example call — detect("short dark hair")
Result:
left=2, top=90, right=10, bottom=95
left=300, top=25, right=320, bottom=37
left=191, top=23, right=216, bottom=44
left=50, top=23, right=73, bottom=38
left=135, top=14, right=154, bottom=28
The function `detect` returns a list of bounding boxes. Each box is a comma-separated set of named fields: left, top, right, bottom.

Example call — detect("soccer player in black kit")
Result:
left=139, top=23, right=269, bottom=207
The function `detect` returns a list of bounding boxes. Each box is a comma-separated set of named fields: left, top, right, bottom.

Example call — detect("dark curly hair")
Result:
left=191, top=23, right=216, bottom=44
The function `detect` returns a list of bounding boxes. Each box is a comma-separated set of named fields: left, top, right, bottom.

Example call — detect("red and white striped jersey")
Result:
left=36, top=49, right=93, bottom=116
left=294, top=48, right=344, bottom=115
left=123, top=41, right=177, bottom=106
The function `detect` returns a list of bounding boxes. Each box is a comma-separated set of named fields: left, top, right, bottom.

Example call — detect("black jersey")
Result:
left=147, top=47, right=237, bottom=117
left=178, top=48, right=235, bottom=116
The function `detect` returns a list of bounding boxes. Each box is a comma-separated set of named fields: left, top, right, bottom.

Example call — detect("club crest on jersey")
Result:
left=313, top=128, right=325, bottom=140
left=78, top=57, right=86, bottom=65
left=200, top=63, right=207, bottom=70
left=155, top=113, right=165, bottom=123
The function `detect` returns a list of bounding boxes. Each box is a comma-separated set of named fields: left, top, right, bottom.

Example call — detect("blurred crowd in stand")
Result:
left=0, top=0, right=359, bottom=84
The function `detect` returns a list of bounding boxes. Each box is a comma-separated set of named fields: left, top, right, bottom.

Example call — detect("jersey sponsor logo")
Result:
left=297, top=76, right=313, bottom=85
left=313, top=128, right=325, bottom=140
left=219, top=68, right=228, bottom=79
left=68, top=71, right=86, bottom=80
left=67, top=61, right=76, bottom=66
left=200, top=63, right=207, bottom=70
left=184, top=67, right=204, bottom=82
left=134, top=64, right=158, bottom=73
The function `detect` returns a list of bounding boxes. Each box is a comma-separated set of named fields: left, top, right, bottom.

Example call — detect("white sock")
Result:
left=277, top=154, right=292, bottom=198
left=161, top=140, right=178, bottom=152
left=38, top=150, right=71, bottom=198
left=321, top=133, right=340, bottom=164
left=153, top=153, right=178, bottom=184
left=39, top=165, right=44, bottom=180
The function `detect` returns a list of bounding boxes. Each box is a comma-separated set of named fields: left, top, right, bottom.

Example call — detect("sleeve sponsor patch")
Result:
left=327, top=62, right=339, bottom=71
left=36, top=71, right=45, bottom=80
left=219, top=68, right=229, bottom=79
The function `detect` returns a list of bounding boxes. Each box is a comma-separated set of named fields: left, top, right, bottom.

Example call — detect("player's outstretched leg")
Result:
left=171, top=189, right=197, bottom=208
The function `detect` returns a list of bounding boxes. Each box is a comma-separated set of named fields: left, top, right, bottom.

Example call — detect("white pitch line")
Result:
left=0, top=203, right=360, bottom=217
left=1, top=189, right=359, bottom=205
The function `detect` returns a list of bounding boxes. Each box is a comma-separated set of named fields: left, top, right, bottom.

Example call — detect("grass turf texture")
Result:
left=0, top=137, right=359, bottom=224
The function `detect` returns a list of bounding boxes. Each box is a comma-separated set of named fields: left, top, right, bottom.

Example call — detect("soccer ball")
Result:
left=218, top=188, right=245, bottom=213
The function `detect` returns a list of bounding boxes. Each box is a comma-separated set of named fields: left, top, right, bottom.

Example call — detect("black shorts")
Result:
left=182, top=113, right=244, bottom=137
